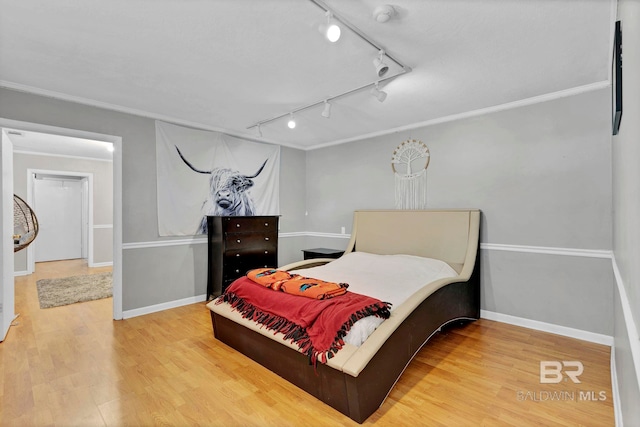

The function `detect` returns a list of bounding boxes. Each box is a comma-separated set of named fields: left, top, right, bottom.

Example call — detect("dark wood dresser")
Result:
left=206, top=215, right=279, bottom=299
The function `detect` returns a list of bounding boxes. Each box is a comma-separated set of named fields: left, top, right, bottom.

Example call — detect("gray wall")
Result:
left=0, top=88, right=306, bottom=311
left=306, top=87, right=613, bottom=335
left=613, top=2, right=640, bottom=425
left=12, top=152, right=113, bottom=270
left=277, top=146, right=308, bottom=265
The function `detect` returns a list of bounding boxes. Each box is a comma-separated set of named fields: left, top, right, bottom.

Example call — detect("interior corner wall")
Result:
left=615, top=0, right=640, bottom=345
left=277, top=146, right=308, bottom=264
left=0, top=87, right=306, bottom=311
left=305, top=87, right=613, bottom=336
left=12, top=152, right=114, bottom=271
left=612, top=1, right=640, bottom=425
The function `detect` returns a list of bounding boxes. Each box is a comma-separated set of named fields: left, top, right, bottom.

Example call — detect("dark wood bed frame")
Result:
left=209, top=209, right=481, bottom=423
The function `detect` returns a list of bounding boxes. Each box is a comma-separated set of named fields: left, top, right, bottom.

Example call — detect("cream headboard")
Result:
left=344, top=209, right=480, bottom=274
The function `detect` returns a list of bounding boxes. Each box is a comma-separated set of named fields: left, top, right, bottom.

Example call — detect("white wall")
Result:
left=612, top=2, right=640, bottom=425
left=615, top=2, right=640, bottom=342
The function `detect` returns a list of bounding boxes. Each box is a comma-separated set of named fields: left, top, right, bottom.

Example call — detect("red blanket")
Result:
left=217, top=276, right=391, bottom=365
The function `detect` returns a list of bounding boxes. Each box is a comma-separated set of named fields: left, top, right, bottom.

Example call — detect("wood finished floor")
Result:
left=1, top=260, right=614, bottom=426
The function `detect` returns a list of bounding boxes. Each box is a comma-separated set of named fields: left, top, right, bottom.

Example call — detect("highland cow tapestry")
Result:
left=156, top=121, right=280, bottom=236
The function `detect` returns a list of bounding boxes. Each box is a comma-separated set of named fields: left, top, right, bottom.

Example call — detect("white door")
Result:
left=34, top=177, right=83, bottom=262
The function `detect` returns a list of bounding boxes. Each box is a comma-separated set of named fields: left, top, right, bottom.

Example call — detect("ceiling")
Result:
left=0, top=0, right=615, bottom=151
left=4, top=129, right=114, bottom=161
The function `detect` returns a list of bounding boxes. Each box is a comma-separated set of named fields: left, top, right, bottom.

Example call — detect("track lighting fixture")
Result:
left=371, top=82, right=387, bottom=102
left=373, top=50, right=389, bottom=78
left=321, top=100, right=332, bottom=118
left=319, top=11, right=341, bottom=42
left=287, top=114, right=296, bottom=129
left=245, top=0, right=412, bottom=133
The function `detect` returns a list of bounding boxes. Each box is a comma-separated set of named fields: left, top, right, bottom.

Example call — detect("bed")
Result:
left=206, top=209, right=481, bottom=423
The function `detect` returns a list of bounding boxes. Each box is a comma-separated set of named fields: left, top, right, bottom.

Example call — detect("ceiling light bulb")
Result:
left=321, top=101, right=331, bottom=118
left=319, top=11, right=341, bottom=42
left=371, top=82, right=387, bottom=102
left=326, top=24, right=341, bottom=42
left=287, top=114, right=296, bottom=129
left=373, top=50, right=389, bottom=78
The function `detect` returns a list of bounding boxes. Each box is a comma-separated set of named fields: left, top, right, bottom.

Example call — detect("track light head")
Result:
left=319, top=11, right=341, bottom=42
left=371, top=82, right=387, bottom=102
left=287, top=114, right=296, bottom=129
left=321, top=101, right=331, bottom=118
left=373, top=50, right=389, bottom=78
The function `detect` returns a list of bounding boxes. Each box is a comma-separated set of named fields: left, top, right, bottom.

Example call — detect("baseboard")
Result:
left=122, top=294, right=207, bottom=319
left=611, top=256, right=640, bottom=427
left=480, top=310, right=614, bottom=346
left=89, top=261, right=113, bottom=268
left=612, top=257, right=640, bottom=388
left=611, top=347, right=623, bottom=427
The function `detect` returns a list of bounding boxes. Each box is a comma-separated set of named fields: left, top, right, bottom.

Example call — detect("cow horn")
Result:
left=175, top=146, right=212, bottom=174
left=245, top=159, right=268, bottom=179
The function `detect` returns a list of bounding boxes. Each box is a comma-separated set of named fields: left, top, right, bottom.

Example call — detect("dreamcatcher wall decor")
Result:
left=391, top=139, right=430, bottom=209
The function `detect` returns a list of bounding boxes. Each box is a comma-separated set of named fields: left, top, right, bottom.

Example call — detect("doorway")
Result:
left=31, top=172, right=90, bottom=263
left=0, top=119, right=123, bottom=331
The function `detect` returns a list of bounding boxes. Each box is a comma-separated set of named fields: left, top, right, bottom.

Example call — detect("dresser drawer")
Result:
left=224, top=232, right=277, bottom=250
left=223, top=217, right=277, bottom=232
left=224, top=243, right=277, bottom=259
left=223, top=253, right=278, bottom=280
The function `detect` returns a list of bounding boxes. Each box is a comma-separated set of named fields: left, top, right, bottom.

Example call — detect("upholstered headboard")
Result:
left=344, top=209, right=480, bottom=275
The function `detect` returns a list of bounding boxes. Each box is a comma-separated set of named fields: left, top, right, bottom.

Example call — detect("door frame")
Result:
left=0, top=118, right=123, bottom=320
left=27, top=170, right=93, bottom=270
left=1, top=130, right=14, bottom=341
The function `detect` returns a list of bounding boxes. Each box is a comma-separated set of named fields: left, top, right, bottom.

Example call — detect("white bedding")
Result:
left=292, top=251, right=458, bottom=346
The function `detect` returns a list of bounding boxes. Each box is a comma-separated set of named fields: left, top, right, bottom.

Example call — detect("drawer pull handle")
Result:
left=236, top=254, right=240, bottom=257
left=236, top=239, right=241, bottom=243
left=264, top=237, right=269, bottom=241
left=235, top=269, right=240, bottom=273
left=264, top=250, right=269, bottom=254
left=236, top=224, right=240, bottom=228
left=264, top=222, right=269, bottom=226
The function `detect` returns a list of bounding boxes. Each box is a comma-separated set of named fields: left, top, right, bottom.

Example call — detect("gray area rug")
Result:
left=36, top=272, right=112, bottom=309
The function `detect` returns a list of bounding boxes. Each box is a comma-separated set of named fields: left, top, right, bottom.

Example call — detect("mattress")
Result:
left=291, top=251, right=458, bottom=346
